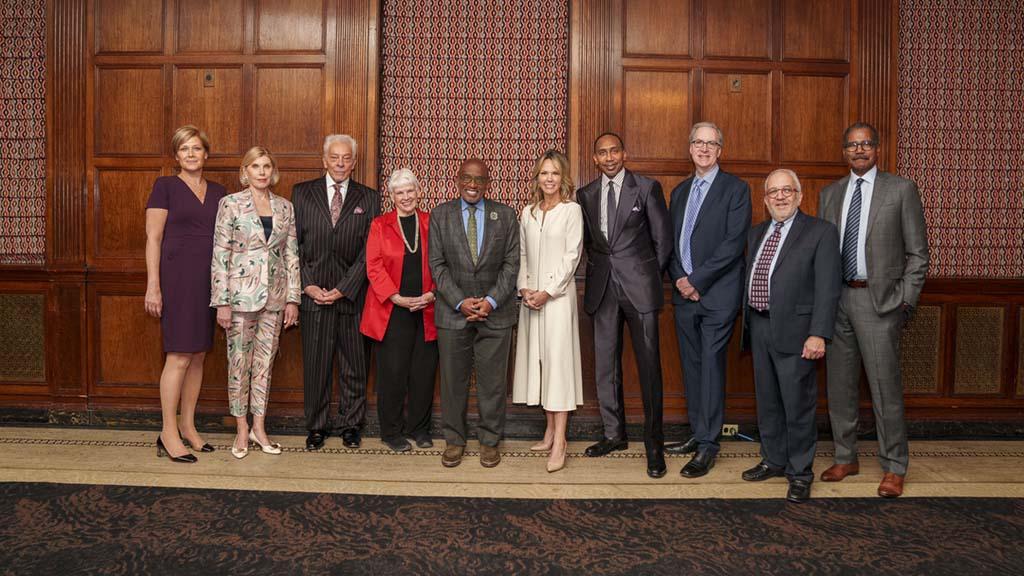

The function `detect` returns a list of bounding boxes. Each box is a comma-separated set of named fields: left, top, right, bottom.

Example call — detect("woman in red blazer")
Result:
left=360, top=168, right=438, bottom=452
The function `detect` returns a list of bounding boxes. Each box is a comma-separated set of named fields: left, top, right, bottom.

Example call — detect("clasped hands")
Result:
left=675, top=277, right=701, bottom=301
left=459, top=296, right=493, bottom=322
left=390, top=291, right=435, bottom=312
left=519, top=288, right=551, bottom=311
left=304, top=285, right=344, bottom=306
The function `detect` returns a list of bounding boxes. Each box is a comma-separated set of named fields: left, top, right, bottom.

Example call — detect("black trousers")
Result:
left=300, top=306, right=370, bottom=433
left=375, top=308, right=438, bottom=441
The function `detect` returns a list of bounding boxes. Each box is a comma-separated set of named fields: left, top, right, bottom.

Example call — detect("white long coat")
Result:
left=512, top=201, right=584, bottom=410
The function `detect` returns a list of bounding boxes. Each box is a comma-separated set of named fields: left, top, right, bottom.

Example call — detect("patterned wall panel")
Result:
left=0, top=1, right=46, bottom=265
left=898, top=3, right=1024, bottom=277
left=378, top=0, right=569, bottom=212
left=901, top=305, right=941, bottom=394
left=0, top=293, right=45, bottom=381
left=954, top=306, right=1003, bottom=395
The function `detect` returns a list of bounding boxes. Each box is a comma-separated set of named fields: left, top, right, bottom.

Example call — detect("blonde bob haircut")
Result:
left=239, top=146, right=280, bottom=187
left=170, top=124, right=210, bottom=155
left=528, top=149, right=575, bottom=207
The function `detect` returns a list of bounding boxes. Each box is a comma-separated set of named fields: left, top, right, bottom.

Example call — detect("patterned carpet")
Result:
left=2, top=483, right=1022, bottom=575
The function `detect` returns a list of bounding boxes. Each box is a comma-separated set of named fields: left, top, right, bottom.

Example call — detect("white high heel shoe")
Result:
left=249, top=430, right=282, bottom=455
left=231, top=439, right=248, bottom=460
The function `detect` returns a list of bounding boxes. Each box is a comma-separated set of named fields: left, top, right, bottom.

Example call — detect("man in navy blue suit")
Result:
left=667, top=121, right=751, bottom=478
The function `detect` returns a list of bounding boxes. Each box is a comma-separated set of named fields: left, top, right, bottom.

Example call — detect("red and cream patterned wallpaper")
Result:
left=0, top=1, right=46, bottom=265
left=897, top=1, right=1024, bottom=278
left=377, top=0, right=570, bottom=213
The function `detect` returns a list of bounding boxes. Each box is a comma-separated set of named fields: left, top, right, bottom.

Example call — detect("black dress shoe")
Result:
left=742, top=461, right=786, bottom=482
left=341, top=429, right=361, bottom=449
left=305, top=431, right=326, bottom=451
left=664, top=436, right=699, bottom=455
left=409, top=434, right=433, bottom=449
left=584, top=438, right=628, bottom=457
left=646, top=448, right=667, bottom=479
left=182, top=439, right=215, bottom=453
left=383, top=437, right=412, bottom=453
left=787, top=479, right=812, bottom=503
left=680, top=451, right=715, bottom=478
left=156, top=436, right=197, bottom=463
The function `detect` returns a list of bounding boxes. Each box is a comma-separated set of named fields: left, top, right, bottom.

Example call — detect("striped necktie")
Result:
left=842, top=178, right=864, bottom=281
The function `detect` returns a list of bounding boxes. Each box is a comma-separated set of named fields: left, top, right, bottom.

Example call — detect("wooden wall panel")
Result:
left=701, top=72, right=771, bottom=162
left=255, top=67, right=324, bottom=154
left=203, top=170, right=243, bottom=196
left=274, top=170, right=324, bottom=201
left=256, top=0, right=325, bottom=53
left=95, top=169, right=160, bottom=259
left=96, top=295, right=163, bottom=385
left=94, top=68, right=165, bottom=155
left=176, top=0, right=245, bottom=53
left=1018, top=313, right=1024, bottom=396
left=173, top=67, right=245, bottom=155
left=622, top=70, right=690, bottom=160
left=780, top=74, right=847, bottom=163
left=94, top=0, right=164, bottom=54
left=624, top=0, right=691, bottom=57
left=782, top=0, right=849, bottom=61
left=704, top=0, right=772, bottom=60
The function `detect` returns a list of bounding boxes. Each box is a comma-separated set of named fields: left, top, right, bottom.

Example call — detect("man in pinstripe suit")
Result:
left=428, top=159, right=520, bottom=468
left=293, top=134, right=381, bottom=450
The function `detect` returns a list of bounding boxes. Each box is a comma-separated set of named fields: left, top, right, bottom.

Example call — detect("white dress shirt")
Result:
left=748, top=212, right=797, bottom=304
left=838, top=165, right=876, bottom=280
left=325, top=175, right=349, bottom=206
left=599, top=169, right=626, bottom=238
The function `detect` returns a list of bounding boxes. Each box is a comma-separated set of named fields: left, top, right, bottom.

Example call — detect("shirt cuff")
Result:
left=485, top=296, right=497, bottom=310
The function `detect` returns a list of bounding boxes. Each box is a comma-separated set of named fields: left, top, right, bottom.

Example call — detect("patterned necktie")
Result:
left=842, top=178, right=864, bottom=281
left=679, top=179, right=706, bottom=275
left=330, top=183, right=343, bottom=226
left=750, top=221, right=784, bottom=311
left=605, top=181, right=617, bottom=241
left=467, top=205, right=478, bottom=264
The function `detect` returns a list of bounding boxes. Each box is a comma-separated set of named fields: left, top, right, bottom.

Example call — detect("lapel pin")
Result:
left=490, top=212, right=498, bottom=220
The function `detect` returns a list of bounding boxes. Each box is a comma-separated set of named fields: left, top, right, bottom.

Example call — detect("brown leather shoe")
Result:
left=877, top=472, right=905, bottom=498
left=442, top=445, right=464, bottom=468
left=820, top=462, right=860, bottom=482
left=480, top=445, right=501, bottom=468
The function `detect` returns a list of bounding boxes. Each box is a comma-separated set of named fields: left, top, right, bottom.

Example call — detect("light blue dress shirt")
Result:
left=457, top=198, right=497, bottom=310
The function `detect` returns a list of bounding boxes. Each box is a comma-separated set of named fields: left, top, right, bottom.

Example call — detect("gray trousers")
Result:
left=437, top=323, right=512, bottom=447
left=826, top=286, right=908, bottom=475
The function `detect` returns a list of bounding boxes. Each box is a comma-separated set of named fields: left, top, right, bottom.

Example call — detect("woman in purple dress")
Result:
left=144, top=125, right=227, bottom=463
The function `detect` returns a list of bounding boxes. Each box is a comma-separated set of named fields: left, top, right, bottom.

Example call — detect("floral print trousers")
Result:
left=226, top=309, right=283, bottom=417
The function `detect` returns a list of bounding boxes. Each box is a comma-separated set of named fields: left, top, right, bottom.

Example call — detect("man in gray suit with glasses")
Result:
left=428, top=158, right=520, bottom=470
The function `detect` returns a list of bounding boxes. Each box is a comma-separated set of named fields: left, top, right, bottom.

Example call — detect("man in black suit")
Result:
left=293, top=134, right=381, bottom=450
left=668, top=121, right=751, bottom=478
left=428, top=159, right=519, bottom=469
left=741, top=168, right=841, bottom=503
left=577, top=132, right=672, bottom=479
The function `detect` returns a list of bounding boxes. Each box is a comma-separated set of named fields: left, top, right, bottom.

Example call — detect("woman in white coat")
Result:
left=512, top=150, right=584, bottom=473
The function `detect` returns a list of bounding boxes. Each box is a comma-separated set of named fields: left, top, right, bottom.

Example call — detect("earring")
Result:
left=240, top=174, right=249, bottom=186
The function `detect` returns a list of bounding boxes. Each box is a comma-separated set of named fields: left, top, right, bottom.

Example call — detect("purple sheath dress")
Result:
left=146, top=175, right=227, bottom=353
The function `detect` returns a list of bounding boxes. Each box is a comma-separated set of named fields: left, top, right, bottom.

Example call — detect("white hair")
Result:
left=322, top=134, right=358, bottom=157
left=387, top=167, right=420, bottom=191
left=764, top=168, right=802, bottom=193
left=689, top=121, right=724, bottom=147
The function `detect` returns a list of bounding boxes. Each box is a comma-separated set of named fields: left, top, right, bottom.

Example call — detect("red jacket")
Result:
left=360, top=209, right=437, bottom=342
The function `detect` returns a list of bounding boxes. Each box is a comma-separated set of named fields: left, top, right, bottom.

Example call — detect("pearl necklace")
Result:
left=399, top=211, right=419, bottom=253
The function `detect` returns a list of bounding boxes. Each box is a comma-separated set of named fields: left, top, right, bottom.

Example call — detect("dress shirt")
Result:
left=325, top=175, right=349, bottom=206
left=457, top=198, right=497, bottom=311
left=599, top=169, right=626, bottom=238
left=678, top=164, right=720, bottom=273
left=838, top=166, right=876, bottom=280
left=748, top=212, right=797, bottom=305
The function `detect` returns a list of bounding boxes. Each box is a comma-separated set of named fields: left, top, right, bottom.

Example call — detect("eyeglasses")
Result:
left=766, top=186, right=799, bottom=198
left=842, top=140, right=877, bottom=151
left=458, top=174, right=491, bottom=186
left=690, top=139, right=721, bottom=150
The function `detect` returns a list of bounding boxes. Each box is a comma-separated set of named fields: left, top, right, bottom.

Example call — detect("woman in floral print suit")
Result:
left=211, top=146, right=301, bottom=459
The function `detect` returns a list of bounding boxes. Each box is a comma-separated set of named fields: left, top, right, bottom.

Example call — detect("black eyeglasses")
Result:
left=458, top=175, right=491, bottom=186
left=843, top=140, right=877, bottom=151
left=690, top=139, right=721, bottom=150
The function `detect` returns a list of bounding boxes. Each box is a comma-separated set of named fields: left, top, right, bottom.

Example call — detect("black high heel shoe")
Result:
left=156, top=436, right=198, bottom=463
left=182, top=438, right=215, bottom=453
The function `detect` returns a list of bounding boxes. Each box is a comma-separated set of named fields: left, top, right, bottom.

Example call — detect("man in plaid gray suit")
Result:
left=428, top=159, right=520, bottom=469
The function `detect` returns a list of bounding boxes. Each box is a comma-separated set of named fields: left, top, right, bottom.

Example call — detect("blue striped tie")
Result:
left=842, top=178, right=864, bottom=281
left=679, top=179, right=706, bottom=275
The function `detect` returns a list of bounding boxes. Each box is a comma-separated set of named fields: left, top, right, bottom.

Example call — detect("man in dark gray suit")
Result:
left=577, top=132, right=672, bottom=479
left=428, top=159, right=519, bottom=469
left=668, top=121, right=751, bottom=478
left=293, top=134, right=380, bottom=451
left=741, top=169, right=840, bottom=503
left=817, top=122, right=929, bottom=498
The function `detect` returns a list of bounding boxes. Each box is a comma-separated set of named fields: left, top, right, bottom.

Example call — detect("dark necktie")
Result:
left=750, top=221, right=784, bottom=311
left=842, top=178, right=864, bottom=281
left=605, top=181, right=617, bottom=240
left=467, top=206, right=478, bottom=264
left=330, top=183, right=343, bottom=226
